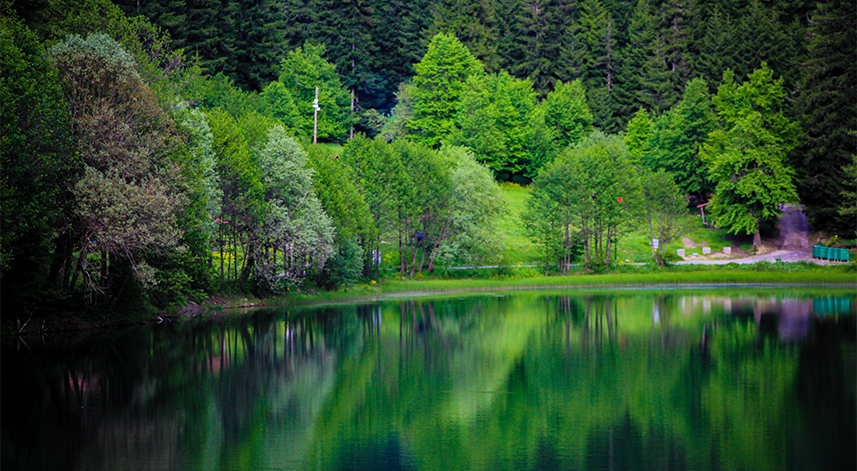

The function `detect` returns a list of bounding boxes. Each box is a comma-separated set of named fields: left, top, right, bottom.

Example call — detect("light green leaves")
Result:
left=408, top=33, right=484, bottom=147
left=703, top=65, right=798, bottom=243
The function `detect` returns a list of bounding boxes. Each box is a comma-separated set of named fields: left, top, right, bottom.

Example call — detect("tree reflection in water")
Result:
left=1, top=291, right=854, bottom=471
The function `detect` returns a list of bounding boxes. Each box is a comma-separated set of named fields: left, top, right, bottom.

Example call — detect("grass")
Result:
left=497, top=182, right=541, bottom=265
left=253, top=262, right=856, bottom=311
left=497, top=184, right=742, bottom=265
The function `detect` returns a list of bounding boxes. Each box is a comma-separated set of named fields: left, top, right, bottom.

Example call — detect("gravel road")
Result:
left=675, top=205, right=843, bottom=266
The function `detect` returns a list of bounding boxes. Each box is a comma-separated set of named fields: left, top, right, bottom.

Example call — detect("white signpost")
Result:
left=312, top=86, right=320, bottom=144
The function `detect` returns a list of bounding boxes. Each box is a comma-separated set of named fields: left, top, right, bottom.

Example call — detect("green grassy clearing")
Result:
left=496, top=183, right=541, bottom=265
left=496, top=184, right=741, bottom=265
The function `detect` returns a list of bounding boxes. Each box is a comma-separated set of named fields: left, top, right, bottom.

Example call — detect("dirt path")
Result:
left=676, top=205, right=838, bottom=265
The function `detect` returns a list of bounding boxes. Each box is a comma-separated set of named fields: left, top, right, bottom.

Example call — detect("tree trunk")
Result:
left=753, top=227, right=761, bottom=248
left=427, top=243, right=440, bottom=273
left=399, top=232, right=405, bottom=273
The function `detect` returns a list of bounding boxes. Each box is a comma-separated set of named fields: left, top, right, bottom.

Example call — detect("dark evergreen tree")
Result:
left=184, top=0, right=236, bottom=78
left=280, top=0, right=316, bottom=49
left=429, top=0, right=500, bottom=71
left=369, top=0, right=432, bottom=111
left=792, top=0, right=857, bottom=235
left=232, top=0, right=288, bottom=91
left=693, top=6, right=737, bottom=91
left=115, top=0, right=188, bottom=49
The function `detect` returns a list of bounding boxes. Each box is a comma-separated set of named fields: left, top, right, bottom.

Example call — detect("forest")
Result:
left=1, top=0, right=854, bottom=316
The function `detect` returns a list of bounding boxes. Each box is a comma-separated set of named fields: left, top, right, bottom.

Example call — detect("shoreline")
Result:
left=4, top=268, right=854, bottom=338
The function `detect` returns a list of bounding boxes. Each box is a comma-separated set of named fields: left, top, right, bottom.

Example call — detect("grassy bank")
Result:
left=253, top=262, right=856, bottom=308
left=4, top=259, right=854, bottom=338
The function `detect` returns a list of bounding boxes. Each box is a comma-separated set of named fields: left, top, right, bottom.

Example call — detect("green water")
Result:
left=2, top=288, right=855, bottom=470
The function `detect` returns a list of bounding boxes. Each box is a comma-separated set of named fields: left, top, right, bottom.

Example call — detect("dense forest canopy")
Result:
left=1, top=0, right=854, bottom=316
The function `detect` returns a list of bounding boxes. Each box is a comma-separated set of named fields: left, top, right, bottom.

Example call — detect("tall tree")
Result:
left=254, top=125, right=334, bottom=287
left=408, top=32, right=484, bottom=147
left=525, top=131, right=637, bottom=272
left=429, top=0, right=500, bottom=71
left=624, top=107, right=655, bottom=167
left=573, top=0, right=628, bottom=131
left=639, top=169, right=688, bottom=266
left=48, top=33, right=185, bottom=304
left=447, top=72, right=537, bottom=178
left=0, top=17, right=75, bottom=310
left=341, top=135, right=411, bottom=276
left=436, top=145, right=505, bottom=268
left=702, top=66, right=799, bottom=247
left=650, top=77, right=717, bottom=198
left=693, top=6, right=737, bottom=89
left=306, top=145, right=375, bottom=288
left=543, top=78, right=594, bottom=149
left=277, top=42, right=354, bottom=141
left=792, top=0, right=857, bottom=236
left=232, top=0, right=288, bottom=91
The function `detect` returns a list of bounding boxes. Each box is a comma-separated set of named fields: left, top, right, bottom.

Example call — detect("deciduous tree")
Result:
left=408, top=33, right=484, bottom=147
left=702, top=66, right=798, bottom=247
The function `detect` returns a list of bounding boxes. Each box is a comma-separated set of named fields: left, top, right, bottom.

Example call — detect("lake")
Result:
left=2, top=286, right=855, bottom=470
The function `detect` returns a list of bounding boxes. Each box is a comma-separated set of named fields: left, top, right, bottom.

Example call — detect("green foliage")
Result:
left=543, top=79, right=593, bottom=150
left=277, top=42, right=354, bottom=141
left=49, top=32, right=185, bottom=304
left=313, top=235, right=365, bottom=290
left=649, top=78, right=717, bottom=196
left=0, top=16, right=75, bottom=308
left=793, top=0, right=857, bottom=236
left=306, top=145, right=375, bottom=244
left=381, top=79, right=415, bottom=142
left=428, top=0, right=498, bottom=71
left=526, top=131, right=638, bottom=272
left=341, top=134, right=412, bottom=275
left=408, top=32, right=484, bottom=147
left=703, top=65, right=799, bottom=245
left=624, top=107, right=655, bottom=166
left=305, top=142, right=375, bottom=286
left=255, top=124, right=334, bottom=287
left=447, top=72, right=536, bottom=177
left=435, top=145, right=505, bottom=267
left=182, top=70, right=263, bottom=117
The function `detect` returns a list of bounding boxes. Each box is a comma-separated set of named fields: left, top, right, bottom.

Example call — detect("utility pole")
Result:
left=313, top=86, right=320, bottom=144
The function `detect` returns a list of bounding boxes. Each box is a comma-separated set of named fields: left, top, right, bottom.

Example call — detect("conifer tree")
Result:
left=694, top=7, right=737, bottom=90
left=429, top=0, right=500, bottom=71
left=792, top=0, right=856, bottom=235
left=232, top=0, right=287, bottom=91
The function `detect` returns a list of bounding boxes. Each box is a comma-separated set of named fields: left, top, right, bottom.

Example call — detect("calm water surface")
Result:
left=2, top=288, right=855, bottom=470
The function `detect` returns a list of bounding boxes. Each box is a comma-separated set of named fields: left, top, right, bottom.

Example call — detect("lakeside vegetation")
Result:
left=1, top=0, right=855, bottom=329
